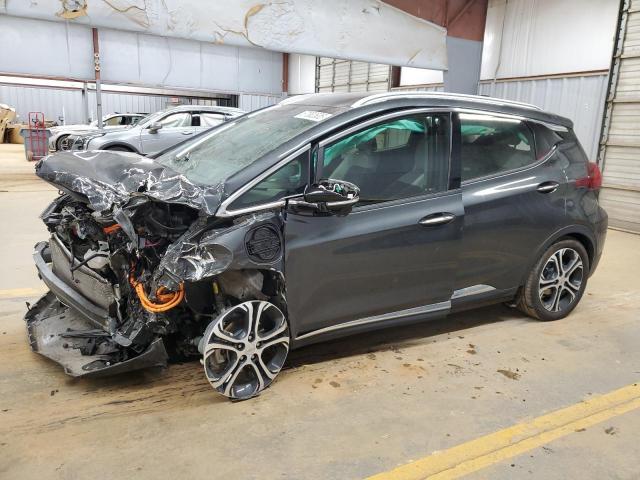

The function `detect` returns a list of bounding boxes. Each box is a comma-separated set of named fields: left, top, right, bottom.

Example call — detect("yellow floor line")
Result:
left=0, top=287, right=45, bottom=299
left=367, top=382, right=640, bottom=480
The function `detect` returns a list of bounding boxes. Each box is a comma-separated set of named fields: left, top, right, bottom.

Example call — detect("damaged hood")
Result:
left=36, top=150, right=225, bottom=215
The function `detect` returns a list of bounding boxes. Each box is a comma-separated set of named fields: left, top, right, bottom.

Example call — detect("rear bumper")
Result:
left=591, top=207, right=608, bottom=275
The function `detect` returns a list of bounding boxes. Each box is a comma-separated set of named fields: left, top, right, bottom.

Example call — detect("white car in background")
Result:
left=70, top=105, right=245, bottom=156
left=49, top=113, right=147, bottom=151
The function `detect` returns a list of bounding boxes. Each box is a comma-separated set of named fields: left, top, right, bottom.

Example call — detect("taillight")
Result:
left=576, top=162, right=602, bottom=190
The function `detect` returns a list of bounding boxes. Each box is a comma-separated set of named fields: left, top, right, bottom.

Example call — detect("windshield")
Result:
left=155, top=103, right=341, bottom=185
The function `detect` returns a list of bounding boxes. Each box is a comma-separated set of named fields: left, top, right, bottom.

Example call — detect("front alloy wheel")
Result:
left=517, top=239, right=589, bottom=321
left=202, top=300, right=289, bottom=400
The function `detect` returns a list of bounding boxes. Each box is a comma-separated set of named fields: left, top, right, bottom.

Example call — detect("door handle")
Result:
left=181, top=131, right=194, bottom=135
left=419, top=212, right=456, bottom=226
left=537, top=181, right=559, bottom=193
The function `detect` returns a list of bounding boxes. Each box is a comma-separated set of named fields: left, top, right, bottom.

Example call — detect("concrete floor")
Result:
left=0, top=144, right=639, bottom=479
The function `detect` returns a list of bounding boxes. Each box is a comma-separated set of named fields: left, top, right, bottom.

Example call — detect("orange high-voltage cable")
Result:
left=129, top=274, right=184, bottom=313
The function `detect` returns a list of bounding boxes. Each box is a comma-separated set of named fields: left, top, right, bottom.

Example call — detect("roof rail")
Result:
left=351, top=91, right=542, bottom=111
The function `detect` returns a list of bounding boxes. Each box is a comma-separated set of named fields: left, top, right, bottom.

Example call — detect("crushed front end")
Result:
left=26, top=151, right=285, bottom=379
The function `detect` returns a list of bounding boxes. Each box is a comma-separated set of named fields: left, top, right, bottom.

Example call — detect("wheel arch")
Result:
left=101, top=142, right=139, bottom=153
left=522, top=225, right=596, bottom=286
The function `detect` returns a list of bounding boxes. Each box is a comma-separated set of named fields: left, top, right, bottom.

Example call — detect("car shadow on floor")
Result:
left=286, top=303, right=530, bottom=369
left=57, top=303, right=529, bottom=398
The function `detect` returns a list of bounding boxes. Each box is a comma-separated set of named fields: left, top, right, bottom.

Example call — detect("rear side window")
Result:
left=529, top=122, right=563, bottom=159
left=198, top=113, right=226, bottom=128
left=460, top=113, right=536, bottom=181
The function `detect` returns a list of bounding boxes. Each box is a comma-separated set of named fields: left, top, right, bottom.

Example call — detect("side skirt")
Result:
left=291, top=284, right=520, bottom=349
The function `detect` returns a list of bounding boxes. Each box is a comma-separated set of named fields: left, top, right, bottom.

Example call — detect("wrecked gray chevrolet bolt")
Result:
left=26, top=92, right=607, bottom=400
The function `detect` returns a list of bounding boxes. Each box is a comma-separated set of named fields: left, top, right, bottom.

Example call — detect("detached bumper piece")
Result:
left=25, top=293, right=168, bottom=377
left=26, top=241, right=168, bottom=377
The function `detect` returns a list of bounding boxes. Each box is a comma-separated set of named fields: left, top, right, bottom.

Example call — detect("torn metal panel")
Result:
left=157, top=212, right=284, bottom=284
left=25, top=292, right=168, bottom=377
left=4, top=0, right=448, bottom=69
left=35, top=150, right=225, bottom=215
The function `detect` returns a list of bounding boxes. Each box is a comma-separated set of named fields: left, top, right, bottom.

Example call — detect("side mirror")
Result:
left=148, top=122, right=163, bottom=133
left=301, top=179, right=359, bottom=215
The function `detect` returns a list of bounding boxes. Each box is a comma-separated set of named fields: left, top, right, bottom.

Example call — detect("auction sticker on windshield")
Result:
left=294, top=111, right=333, bottom=122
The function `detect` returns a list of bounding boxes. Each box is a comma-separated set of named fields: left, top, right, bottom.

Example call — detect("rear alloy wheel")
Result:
left=517, top=239, right=590, bottom=321
left=202, top=300, right=289, bottom=400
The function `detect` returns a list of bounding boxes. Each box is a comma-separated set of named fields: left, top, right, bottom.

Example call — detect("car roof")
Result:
left=282, top=91, right=572, bottom=129
left=165, top=105, right=246, bottom=114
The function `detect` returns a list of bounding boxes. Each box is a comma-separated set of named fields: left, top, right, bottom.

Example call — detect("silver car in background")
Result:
left=71, top=105, right=245, bottom=156
left=49, top=113, right=146, bottom=151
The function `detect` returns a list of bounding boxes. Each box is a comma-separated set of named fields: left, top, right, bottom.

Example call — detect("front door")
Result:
left=284, top=111, right=463, bottom=339
left=140, top=111, right=194, bottom=155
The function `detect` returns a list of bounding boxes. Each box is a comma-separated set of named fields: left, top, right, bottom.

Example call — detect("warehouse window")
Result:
left=460, top=113, right=536, bottom=181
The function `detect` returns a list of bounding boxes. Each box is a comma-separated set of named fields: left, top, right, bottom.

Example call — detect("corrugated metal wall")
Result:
left=86, top=91, right=168, bottom=119
left=0, top=15, right=284, bottom=124
left=0, top=83, right=84, bottom=124
left=392, top=74, right=608, bottom=161
left=0, top=15, right=283, bottom=96
left=599, top=0, right=640, bottom=233
left=481, top=0, right=618, bottom=79
left=316, top=58, right=390, bottom=93
left=239, top=94, right=283, bottom=112
left=0, top=79, right=283, bottom=124
left=478, top=74, right=609, bottom=160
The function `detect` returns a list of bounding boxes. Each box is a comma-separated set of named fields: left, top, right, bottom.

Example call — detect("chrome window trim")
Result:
left=461, top=144, right=558, bottom=186
left=216, top=144, right=311, bottom=217
left=350, top=188, right=461, bottom=214
left=295, top=301, right=451, bottom=341
left=317, top=107, right=445, bottom=148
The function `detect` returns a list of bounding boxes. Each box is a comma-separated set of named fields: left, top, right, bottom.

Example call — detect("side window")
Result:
left=104, top=116, right=122, bottom=126
left=528, top=122, right=562, bottom=159
left=130, top=116, right=144, bottom=126
left=229, top=150, right=309, bottom=210
left=460, top=113, right=536, bottom=181
left=199, top=113, right=226, bottom=128
left=159, top=112, right=191, bottom=128
left=320, top=114, right=450, bottom=204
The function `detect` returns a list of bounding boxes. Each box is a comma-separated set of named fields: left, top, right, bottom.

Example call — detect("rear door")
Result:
left=282, top=110, right=463, bottom=339
left=454, top=111, right=568, bottom=295
left=140, top=111, right=193, bottom=154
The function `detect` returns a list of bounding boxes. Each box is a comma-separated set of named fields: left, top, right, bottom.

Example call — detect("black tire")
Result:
left=105, top=145, right=133, bottom=152
left=517, top=239, right=590, bottom=321
left=55, top=135, right=69, bottom=151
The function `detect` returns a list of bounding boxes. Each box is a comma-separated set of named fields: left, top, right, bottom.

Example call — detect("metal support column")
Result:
left=92, top=28, right=103, bottom=128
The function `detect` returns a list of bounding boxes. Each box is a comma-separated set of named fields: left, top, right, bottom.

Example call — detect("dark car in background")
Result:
left=26, top=92, right=607, bottom=400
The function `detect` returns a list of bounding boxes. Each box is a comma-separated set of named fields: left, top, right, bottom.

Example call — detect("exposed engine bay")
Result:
left=26, top=151, right=287, bottom=391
